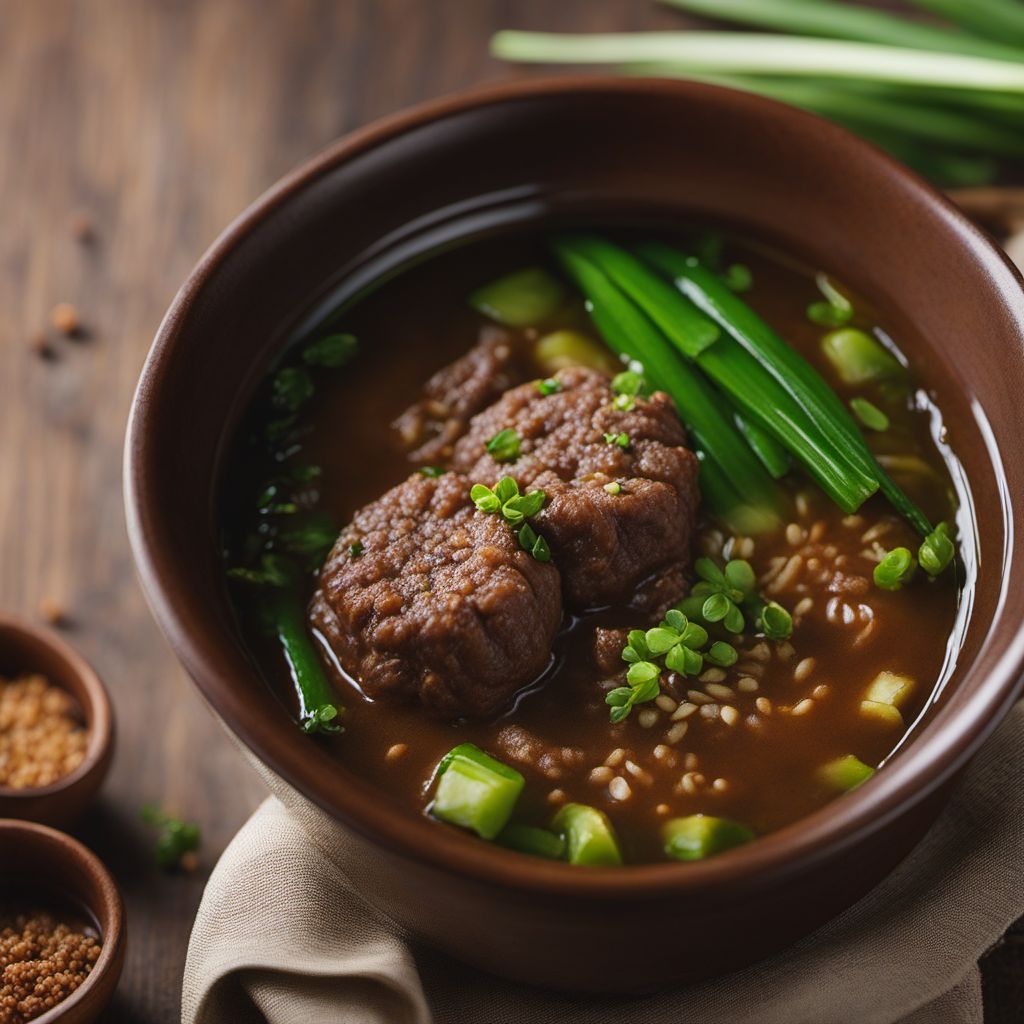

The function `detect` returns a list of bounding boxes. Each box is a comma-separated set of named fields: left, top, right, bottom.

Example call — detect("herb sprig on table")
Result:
left=141, top=805, right=202, bottom=872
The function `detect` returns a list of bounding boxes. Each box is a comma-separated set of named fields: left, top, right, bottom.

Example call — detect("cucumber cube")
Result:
left=860, top=699, right=904, bottom=726
left=468, top=267, right=565, bottom=328
left=432, top=743, right=524, bottom=840
left=865, top=671, right=915, bottom=708
left=663, top=814, right=755, bottom=861
left=497, top=823, right=566, bottom=860
left=818, top=754, right=876, bottom=792
left=552, top=803, right=623, bottom=866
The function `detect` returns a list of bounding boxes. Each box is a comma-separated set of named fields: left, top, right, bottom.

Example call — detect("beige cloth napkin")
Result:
left=182, top=700, right=1023, bottom=1024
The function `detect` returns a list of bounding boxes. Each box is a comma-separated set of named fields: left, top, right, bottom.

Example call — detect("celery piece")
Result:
left=818, top=754, right=876, bottom=791
left=534, top=329, right=619, bottom=374
left=432, top=743, right=524, bottom=840
left=497, top=823, right=566, bottom=860
left=663, top=814, right=755, bottom=861
left=821, top=328, right=905, bottom=386
left=468, top=267, right=565, bottom=327
left=866, top=670, right=915, bottom=708
left=552, top=803, right=623, bottom=866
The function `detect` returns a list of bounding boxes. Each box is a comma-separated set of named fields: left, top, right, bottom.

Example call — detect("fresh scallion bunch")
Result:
left=491, top=0, right=1024, bottom=187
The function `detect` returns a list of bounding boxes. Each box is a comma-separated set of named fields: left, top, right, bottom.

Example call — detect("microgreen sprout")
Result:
left=611, top=369, right=645, bottom=397
left=486, top=428, right=521, bottom=463
left=470, top=477, right=550, bottom=562
left=141, top=806, right=201, bottom=871
left=604, top=431, right=629, bottom=448
left=418, top=465, right=446, bottom=478
left=874, top=546, right=917, bottom=590
left=850, top=397, right=890, bottom=432
left=724, top=263, right=753, bottom=293
left=271, top=367, right=315, bottom=413
left=689, top=557, right=755, bottom=635
left=807, top=273, right=853, bottom=328
left=302, top=332, right=357, bottom=368
left=758, top=601, right=794, bottom=641
left=535, top=377, right=563, bottom=396
left=348, top=541, right=364, bottom=558
left=919, top=522, right=955, bottom=577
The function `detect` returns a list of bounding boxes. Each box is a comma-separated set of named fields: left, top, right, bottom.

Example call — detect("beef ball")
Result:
left=391, top=327, right=527, bottom=464
left=450, top=367, right=701, bottom=608
left=308, top=471, right=561, bottom=719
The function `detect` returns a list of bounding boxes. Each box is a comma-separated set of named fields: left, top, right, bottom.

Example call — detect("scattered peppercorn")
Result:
left=49, top=303, right=80, bottom=337
left=0, top=675, right=88, bottom=789
left=37, top=599, right=66, bottom=628
left=28, top=332, right=54, bottom=361
left=69, top=210, right=96, bottom=245
left=0, top=909, right=101, bottom=1023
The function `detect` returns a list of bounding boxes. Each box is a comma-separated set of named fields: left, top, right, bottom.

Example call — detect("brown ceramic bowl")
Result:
left=125, top=78, right=1024, bottom=992
left=0, top=615, right=114, bottom=826
left=0, top=819, right=126, bottom=1023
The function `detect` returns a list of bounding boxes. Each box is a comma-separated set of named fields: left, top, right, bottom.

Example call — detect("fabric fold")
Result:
left=183, top=702, right=1023, bottom=1024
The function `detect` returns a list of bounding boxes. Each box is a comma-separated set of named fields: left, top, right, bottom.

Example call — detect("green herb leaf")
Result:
left=486, top=428, right=521, bottom=463
left=919, top=523, right=955, bottom=576
left=626, top=660, right=660, bottom=686
left=701, top=592, right=731, bottom=623
left=536, top=378, right=563, bottom=396
left=662, top=608, right=686, bottom=632
left=603, top=431, right=629, bottom=448
left=807, top=300, right=852, bottom=328
left=610, top=704, right=632, bottom=724
left=613, top=393, right=635, bottom=412
left=470, top=483, right=500, bottom=513
left=850, top=397, right=890, bottom=432
left=302, top=332, right=357, bottom=368
left=695, top=557, right=727, bottom=587
left=723, top=603, right=746, bottom=635
left=603, top=481, right=622, bottom=495
left=301, top=703, right=342, bottom=734
left=611, top=369, right=645, bottom=397
left=272, top=367, right=315, bottom=413
left=679, top=621, right=708, bottom=649
left=605, top=686, right=633, bottom=707
left=494, top=476, right=519, bottom=504
left=760, top=602, right=794, bottom=641
left=530, top=533, right=551, bottom=563
left=724, top=559, right=756, bottom=595
left=873, top=547, right=917, bottom=591
left=226, top=553, right=294, bottom=588
left=141, top=805, right=201, bottom=871
left=626, top=629, right=650, bottom=660
left=348, top=541, right=364, bottom=558
left=645, top=627, right=680, bottom=655
left=705, top=641, right=738, bottom=668
left=507, top=488, right=546, bottom=519
left=419, top=465, right=446, bottom=478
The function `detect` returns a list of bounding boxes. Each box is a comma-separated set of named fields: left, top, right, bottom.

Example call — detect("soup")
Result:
left=220, top=229, right=967, bottom=866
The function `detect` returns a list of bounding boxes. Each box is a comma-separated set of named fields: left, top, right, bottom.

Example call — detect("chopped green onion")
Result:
left=612, top=369, right=646, bottom=396
left=817, top=754, right=875, bottom=791
left=850, top=397, right=890, bottom=431
left=272, top=367, right=314, bottom=413
left=822, top=328, right=906, bottom=386
left=873, top=547, right=918, bottom=590
left=536, top=377, right=563, bottom=395
left=663, top=814, right=755, bottom=861
left=432, top=743, right=524, bottom=840
left=468, top=267, right=565, bottom=327
left=919, top=522, right=955, bottom=576
left=724, top=263, right=753, bottom=292
left=497, top=823, right=566, bottom=859
left=603, top=481, right=622, bottom=495
left=604, top=431, right=629, bottom=448
left=552, top=803, right=623, bottom=866
left=486, top=428, right=522, bottom=463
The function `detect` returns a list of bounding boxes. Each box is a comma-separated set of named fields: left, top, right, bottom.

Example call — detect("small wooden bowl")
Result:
left=0, top=819, right=126, bottom=1023
left=0, top=615, right=114, bottom=825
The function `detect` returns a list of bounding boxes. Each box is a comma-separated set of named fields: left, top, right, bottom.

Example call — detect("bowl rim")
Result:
left=125, top=75, right=1024, bottom=898
left=0, top=817, right=125, bottom=1022
left=0, top=614, right=113, bottom=803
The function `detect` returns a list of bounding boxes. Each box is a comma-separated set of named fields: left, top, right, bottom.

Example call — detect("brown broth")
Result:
left=220, top=231, right=965, bottom=865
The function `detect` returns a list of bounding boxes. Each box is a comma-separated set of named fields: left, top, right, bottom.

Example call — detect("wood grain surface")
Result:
left=0, top=2, right=1018, bottom=1021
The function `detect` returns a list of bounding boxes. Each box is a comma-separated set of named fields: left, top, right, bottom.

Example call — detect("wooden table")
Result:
left=0, top=2, right=1018, bottom=1020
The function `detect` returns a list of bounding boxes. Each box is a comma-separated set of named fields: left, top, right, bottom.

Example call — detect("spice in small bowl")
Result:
left=0, top=675, right=89, bottom=790
left=0, top=616, right=113, bottom=827
left=0, top=897, right=102, bottom=1023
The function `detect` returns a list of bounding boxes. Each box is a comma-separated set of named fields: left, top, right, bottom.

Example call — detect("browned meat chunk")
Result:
left=392, top=327, right=527, bottom=463
left=450, top=367, right=701, bottom=609
left=592, top=627, right=628, bottom=676
left=308, top=471, right=561, bottom=720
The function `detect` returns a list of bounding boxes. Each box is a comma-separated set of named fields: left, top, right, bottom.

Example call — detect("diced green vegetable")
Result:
left=865, top=670, right=915, bottom=708
left=663, top=814, right=755, bottom=861
left=822, top=328, right=905, bottom=386
left=497, top=823, right=566, bottom=860
left=850, top=397, right=890, bottom=432
left=468, top=267, right=565, bottom=327
left=860, top=699, right=904, bottom=726
left=535, top=329, right=619, bottom=373
left=919, top=522, right=955, bottom=576
left=873, top=547, right=917, bottom=591
left=302, top=332, right=358, bottom=368
left=552, top=803, right=623, bottom=866
left=818, top=754, right=875, bottom=791
left=432, top=743, right=524, bottom=840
